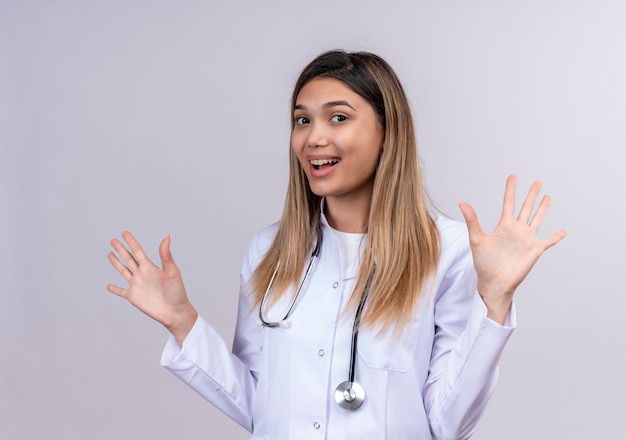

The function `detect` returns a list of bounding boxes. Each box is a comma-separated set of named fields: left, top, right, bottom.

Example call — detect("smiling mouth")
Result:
left=310, top=158, right=340, bottom=170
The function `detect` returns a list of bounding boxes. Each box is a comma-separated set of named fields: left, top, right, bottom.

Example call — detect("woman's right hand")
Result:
left=107, top=231, right=198, bottom=346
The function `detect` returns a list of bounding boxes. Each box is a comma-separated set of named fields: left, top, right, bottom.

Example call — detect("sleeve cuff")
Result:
left=160, top=315, right=206, bottom=366
left=470, top=292, right=516, bottom=338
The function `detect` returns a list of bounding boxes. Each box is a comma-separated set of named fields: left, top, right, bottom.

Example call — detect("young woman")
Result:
left=107, top=50, right=566, bottom=439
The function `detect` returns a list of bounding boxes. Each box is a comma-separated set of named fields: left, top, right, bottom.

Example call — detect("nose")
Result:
left=306, top=122, right=329, bottom=148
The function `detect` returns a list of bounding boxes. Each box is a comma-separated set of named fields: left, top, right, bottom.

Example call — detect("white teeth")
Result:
left=309, top=158, right=340, bottom=166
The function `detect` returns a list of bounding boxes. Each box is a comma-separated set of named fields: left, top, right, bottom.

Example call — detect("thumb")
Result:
left=458, top=201, right=484, bottom=240
left=159, top=234, right=176, bottom=272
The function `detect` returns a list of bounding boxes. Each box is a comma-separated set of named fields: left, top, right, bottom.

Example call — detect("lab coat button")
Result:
left=313, top=422, right=321, bottom=429
left=318, top=349, right=325, bottom=357
left=333, top=282, right=339, bottom=288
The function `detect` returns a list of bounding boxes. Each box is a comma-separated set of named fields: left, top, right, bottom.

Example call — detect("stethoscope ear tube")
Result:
left=258, top=230, right=322, bottom=328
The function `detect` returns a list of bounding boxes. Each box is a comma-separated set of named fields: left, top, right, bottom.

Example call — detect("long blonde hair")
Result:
left=249, top=50, right=440, bottom=333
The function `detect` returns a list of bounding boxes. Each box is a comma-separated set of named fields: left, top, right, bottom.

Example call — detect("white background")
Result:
left=1, top=1, right=624, bottom=438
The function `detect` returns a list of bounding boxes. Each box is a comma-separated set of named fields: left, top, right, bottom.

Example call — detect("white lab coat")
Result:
left=161, top=212, right=515, bottom=439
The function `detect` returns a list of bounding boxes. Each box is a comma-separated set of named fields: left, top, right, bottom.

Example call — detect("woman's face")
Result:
left=291, top=77, right=384, bottom=207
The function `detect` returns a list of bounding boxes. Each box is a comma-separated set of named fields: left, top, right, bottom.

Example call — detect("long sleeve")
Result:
left=160, top=313, right=258, bottom=431
left=424, top=219, right=516, bottom=439
left=159, top=228, right=272, bottom=433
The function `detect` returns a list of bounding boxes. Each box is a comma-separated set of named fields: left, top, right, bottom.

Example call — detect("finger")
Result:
left=121, top=230, right=151, bottom=264
left=110, top=238, right=139, bottom=271
left=517, top=179, right=543, bottom=224
left=501, top=175, right=517, bottom=218
left=458, top=201, right=485, bottom=243
left=159, top=234, right=176, bottom=275
left=541, top=229, right=567, bottom=251
left=528, top=194, right=551, bottom=232
left=106, top=283, right=129, bottom=299
left=108, top=251, right=133, bottom=281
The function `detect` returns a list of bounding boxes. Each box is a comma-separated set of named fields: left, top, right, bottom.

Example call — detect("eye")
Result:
left=295, top=116, right=310, bottom=125
left=330, top=114, right=348, bottom=123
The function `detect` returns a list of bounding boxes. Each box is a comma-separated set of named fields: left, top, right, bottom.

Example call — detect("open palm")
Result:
left=107, top=231, right=197, bottom=345
left=458, top=175, right=566, bottom=323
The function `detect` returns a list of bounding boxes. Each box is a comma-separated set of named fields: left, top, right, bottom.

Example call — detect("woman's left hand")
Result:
left=458, top=175, right=567, bottom=324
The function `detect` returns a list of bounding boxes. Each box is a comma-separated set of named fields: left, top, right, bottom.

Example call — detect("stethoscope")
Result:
left=258, top=230, right=371, bottom=410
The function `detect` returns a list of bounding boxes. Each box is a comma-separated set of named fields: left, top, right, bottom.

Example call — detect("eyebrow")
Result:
left=294, top=100, right=356, bottom=111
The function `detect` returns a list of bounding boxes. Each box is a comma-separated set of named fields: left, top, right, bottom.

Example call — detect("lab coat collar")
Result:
left=319, top=197, right=330, bottom=227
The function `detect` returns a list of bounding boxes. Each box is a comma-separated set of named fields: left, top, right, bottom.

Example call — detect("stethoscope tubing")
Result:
left=258, top=232, right=322, bottom=328
left=258, top=228, right=370, bottom=410
left=348, top=274, right=372, bottom=383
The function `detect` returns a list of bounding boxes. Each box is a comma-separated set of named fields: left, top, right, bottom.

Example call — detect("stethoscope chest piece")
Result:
left=334, top=380, right=365, bottom=410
